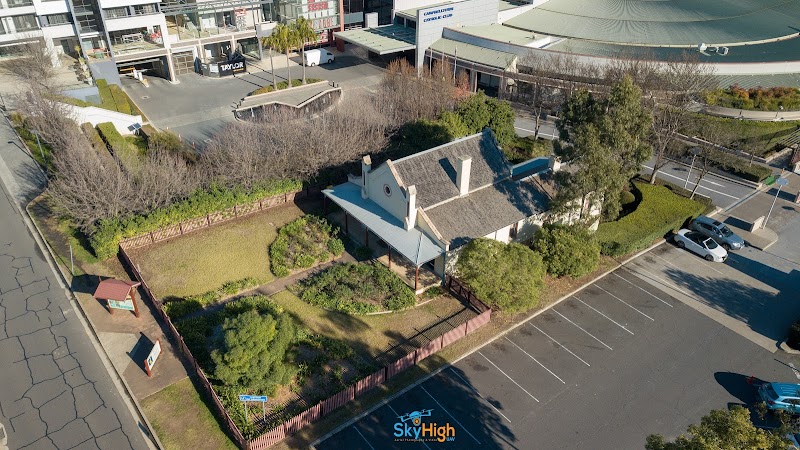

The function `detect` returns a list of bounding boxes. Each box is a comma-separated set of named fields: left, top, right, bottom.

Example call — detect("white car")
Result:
left=673, top=229, right=728, bottom=262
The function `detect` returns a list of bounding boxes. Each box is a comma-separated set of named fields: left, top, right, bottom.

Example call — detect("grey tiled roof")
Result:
left=424, top=178, right=550, bottom=248
left=392, top=130, right=510, bottom=209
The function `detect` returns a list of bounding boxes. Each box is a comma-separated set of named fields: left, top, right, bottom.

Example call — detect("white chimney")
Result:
left=361, top=155, right=371, bottom=199
left=548, top=155, right=561, bottom=172
left=456, top=156, right=472, bottom=196
left=405, top=185, right=417, bottom=230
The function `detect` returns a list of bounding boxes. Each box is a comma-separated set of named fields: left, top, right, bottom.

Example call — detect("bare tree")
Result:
left=686, top=121, right=735, bottom=199
left=15, top=88, right=84, bottom=152
left=0, top=38, right=58, bottom=91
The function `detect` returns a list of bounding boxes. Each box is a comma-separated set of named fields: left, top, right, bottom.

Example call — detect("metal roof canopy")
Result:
left=335, top=25, right=416, bottom=55
left=429, top=38, right=517, bottom=70
left=323, top=183, right=443, bottom=266
left=396, top=1, right=451, bottom=20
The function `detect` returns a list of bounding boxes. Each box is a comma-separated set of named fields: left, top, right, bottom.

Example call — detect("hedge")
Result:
left=96, top=122, right=140, bottom=166
left=595, top=182, right=706, bottom=257
left=90, top=179, right=302, bottom=259
left=249, top=78, right=322, bottom=96
left=81, top=122, right=107, bottom=152
left=704, top=152, right=773, bottom=182
left=163, top=277, right=260, bottom=319
left=109, top=84, right=133, bottom=115
left=96, top=79, right=115, bottom=110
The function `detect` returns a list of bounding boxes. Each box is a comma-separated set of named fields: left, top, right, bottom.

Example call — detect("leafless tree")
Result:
left=15, top=88, right=84, bottom=152
left=686, top=121, right=735, bottom=199
left=132, top=150, right=197, bottom=211
left=0, top=38, right=58, bottom=91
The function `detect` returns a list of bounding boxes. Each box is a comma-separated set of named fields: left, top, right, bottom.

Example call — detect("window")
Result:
left=0, top=22, right=6, bottom=35
left=7, top=0, right=34, bottom=8
left=43, top=14, right=71, bottom=26
left=383, top=184, right=391, bottom=196
left=133, top=4, right=157, bottom=15
left=12, top=15, right=38, bottom=31
left=105, top=7, right=128, bottom=18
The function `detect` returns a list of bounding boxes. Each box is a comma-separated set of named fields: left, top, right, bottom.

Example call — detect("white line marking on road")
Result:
left=653, top=252, right=724, bottom=276
left=420, top=385, right=482, bottom=444
left=552, top=310, right=613, bottom=350
left=449, top=368, right=513, bottom=423
left=790, top=363, right=800, bottom=380
left=641, top=164, right=738, bottom=199
left=574, top=296, right=634, bottom=335
left=623, top=264, right=694, bottom=300
left=530, top=324, right=591, bottom=367
left=478, top=351, right=540, bottom=402
left=504, top=337, right=566, bottom=384
left=593, top=285, right=655, bottom=321
left=386, top=404, right=432, bottom=450
left=353, top=426, right=376, bottom=450
left=612, top=271, right=673, bottom=307
left=514, top=126, right=556, bottom=138
left=704, top=180, right=724, bottom=187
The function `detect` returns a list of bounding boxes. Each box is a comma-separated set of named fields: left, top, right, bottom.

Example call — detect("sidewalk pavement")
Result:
left=716, top=170, right=800, bottom=250
left=689, top=102, right=800, bottom=122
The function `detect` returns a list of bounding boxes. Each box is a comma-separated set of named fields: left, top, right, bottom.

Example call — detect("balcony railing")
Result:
left=7, top=0, right=34, bottom=7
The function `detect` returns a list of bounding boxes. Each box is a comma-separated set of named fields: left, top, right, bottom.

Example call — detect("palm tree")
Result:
left=260, top=33, right=278, bottom=90
left=292, top=17, right=317, bottom=84
left=271, top=23, right=297, bottom=89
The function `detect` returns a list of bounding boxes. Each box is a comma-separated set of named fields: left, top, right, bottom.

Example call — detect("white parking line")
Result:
left=641, top=164, right=738, bottom=199
left=574, top=296, right=634, bottom=335
left=624, top=264, right=694, bottom=300
left=593, top=285, right=655, bottom=321
left=612, top=270, right=674, bottom=307
left=552, top=310, right=613, bottom=350
left=448, top=368, right=513, bottom=423
left=478, top=351, right=540, bottom=402
left=504, top=337, right=566, bottom=384
left=386, top=403, right=432, bottom=450
left=353, top=426, right=376, bottom=450
left=655, top=249, right=724, bottom=275
left=514, top=126, right=556, bottom=138
left=530, top=324, right=590, bottom=367
left=420, top=385, right=482, bottom=444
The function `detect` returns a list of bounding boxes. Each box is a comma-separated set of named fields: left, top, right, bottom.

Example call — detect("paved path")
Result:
left=690, top=102, right=800, bottom=122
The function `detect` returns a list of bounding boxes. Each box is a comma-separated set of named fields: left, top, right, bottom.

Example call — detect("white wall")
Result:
left=415, top=0, right=499, bottom=68
left=365, top=162, right=408, bottom=222
left=64, top=104, right=143, bottom=135
left=104, top=13, right=166, bottom=33
left=98, top=0, right=155, bottom=8
left=515, top=214, right=544, bottom=243
left=35, top=0, right=70, bottom=15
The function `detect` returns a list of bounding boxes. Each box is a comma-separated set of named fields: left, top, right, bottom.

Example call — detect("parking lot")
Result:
left=313, top=240, right=800, bottom=449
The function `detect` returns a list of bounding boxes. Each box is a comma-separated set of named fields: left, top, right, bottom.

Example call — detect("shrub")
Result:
left=163, top=298, right=203, bottom=319
left=702, top=85, right=800, bottom=111
left=249, top=78, right=323, bottom=96
left=109, top=84, right=133, bottom=115
left=96, top=79, right=114, bottom=110
left=354, top=246, right=373, bottom=260
left=297, top=262, right=415, bottom=314
left=438, top=110, right=470, bottom=139
left=456, top=238, right=545, bottom=313
left=788, top=321, right=800, bottom=350
left=327, top=237, right=344, bottom=256
left=595, top=182, right=706, bottom=256
left=269, top=216, right=340, bottom=276
left=81, top=122, right=107, bottom=152
left=703, top=152, right=773, bottom=182
left=89, top=179, right=302, bottom=259
left=162, top=278, right=260, bottom=319
left=96, top=122, right=140, bottom=166
left=532, top=224, right=600, bottom=278
left=620, top=190, right=636, bottom=206
left=423, top=285, right=444, bottom=299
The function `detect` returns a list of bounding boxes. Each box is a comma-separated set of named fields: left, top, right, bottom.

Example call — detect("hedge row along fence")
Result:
left=89, top=180, right=305, bottom=259
left=121, top=244, right=492, bottom=450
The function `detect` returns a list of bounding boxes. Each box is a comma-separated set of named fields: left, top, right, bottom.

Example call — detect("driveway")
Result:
left=122, top=51, right=385, bottom=146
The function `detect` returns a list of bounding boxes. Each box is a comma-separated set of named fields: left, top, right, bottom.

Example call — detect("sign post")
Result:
left=144, top=339, right=162, bottom=377
left=238, top=395, right=268, bottom=422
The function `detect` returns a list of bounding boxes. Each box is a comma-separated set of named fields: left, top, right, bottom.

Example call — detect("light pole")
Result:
left=762, top=176, right=788, bottom=229
left=776, top=105, right=784, bottom=120
left=31, top=129, right=45, bottom=164
left=684, top=147, right=701, bottom=189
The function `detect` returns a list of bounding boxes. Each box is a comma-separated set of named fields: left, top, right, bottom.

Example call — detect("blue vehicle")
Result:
left=398, top=409, right=432, bottom=426
left=758, top=382, right=800, bottom=414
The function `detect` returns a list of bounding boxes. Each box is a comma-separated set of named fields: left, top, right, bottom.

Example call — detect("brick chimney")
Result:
left=456, top=156, right=472, bottom=196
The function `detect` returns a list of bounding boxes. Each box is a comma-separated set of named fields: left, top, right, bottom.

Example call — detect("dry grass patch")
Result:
left=130, top=203, right=306, bottom=298
left=142, top=377, right=238, bottom=450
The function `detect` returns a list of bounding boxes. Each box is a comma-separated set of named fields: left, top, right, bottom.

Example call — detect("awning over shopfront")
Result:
left=334, top=25, right=416, bottom=55
left=323, top=182, right=443, bottom=266
left=429, top=38, right=517, bottom=71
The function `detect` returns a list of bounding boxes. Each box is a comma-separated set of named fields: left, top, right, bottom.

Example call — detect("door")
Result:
left=172, top=51, right=194, bottom=75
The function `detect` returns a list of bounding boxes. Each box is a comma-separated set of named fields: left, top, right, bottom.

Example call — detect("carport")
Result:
left=334, top=24, right=416, bottom=56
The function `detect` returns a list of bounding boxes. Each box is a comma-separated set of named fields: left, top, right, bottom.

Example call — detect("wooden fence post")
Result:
left=206, top=214, right=211, bottom=226
left=178, top=222, right=183, bottom=235
left=233, top=205, right=238, bottom=216
left=149, top=231, right=155, bottom=243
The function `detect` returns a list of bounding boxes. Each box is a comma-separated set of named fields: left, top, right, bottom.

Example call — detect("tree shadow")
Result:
left=715, top=371, right=761, bottom=405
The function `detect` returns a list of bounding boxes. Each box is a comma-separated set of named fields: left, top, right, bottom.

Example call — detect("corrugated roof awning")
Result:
left=429, top=38, right=517, bottom=70
left=324, top=183, right=444, bottom=266
left=334, top=25, right=416, bottom=55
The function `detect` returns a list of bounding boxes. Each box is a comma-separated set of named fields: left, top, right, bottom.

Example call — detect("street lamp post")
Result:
left=762, top=176, right=789, bottom=229
left=684, top=147, right=701, bottom=189
left=776, top=105, right=784, bottom=120
left=31, top=129, right=45, bottom=164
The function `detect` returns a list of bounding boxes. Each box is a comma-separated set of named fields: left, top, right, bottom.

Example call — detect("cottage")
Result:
left=323, top=129, right=556, bottom=291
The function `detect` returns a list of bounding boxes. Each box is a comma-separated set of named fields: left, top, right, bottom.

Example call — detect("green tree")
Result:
left=532, top=224, right=600, bottom=278
left=486, top=96, right=515, bottom=146
left=260, top=33, right=279, bottom=90
left=456, top=92, right=516, bottom=146
left=555, top=75, right=653, bottom=221
left=438, top=110, right=469, bottom=139
left=211, top=310, right=296, bottom=394
left=457, top=91, right=491, bottom=133
left=271, top=23, right=299, bottom=89
left=292, top=17, right=317, bottom=84
left=645, top=406, right=787, bottom=450
left=456, top=238, right=545, bottom=313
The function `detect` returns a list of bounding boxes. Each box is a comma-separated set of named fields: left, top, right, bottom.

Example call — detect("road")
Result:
left=513, top=114, right=557, bottom=140
left=0, top=120, right=150, bottom=449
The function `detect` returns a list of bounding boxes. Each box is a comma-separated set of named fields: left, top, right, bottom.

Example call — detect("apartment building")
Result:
left=0, top=0, right=360, bottom=82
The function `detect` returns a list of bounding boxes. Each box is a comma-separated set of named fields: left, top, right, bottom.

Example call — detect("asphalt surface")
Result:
left=0, top=120, right=150, bottom=449
left=513, top=115, right=557, bottom=140
left=314, top=243, right=800, bottom=450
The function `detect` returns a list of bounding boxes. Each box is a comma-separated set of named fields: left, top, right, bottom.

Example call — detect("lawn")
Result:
left=142, top=378, right=238, bottom=450
left=271, top=290, right=469, bottom=360
left=504, top=135, right=553, bottom=164
left=686, top=113, right=800, bottom=157
left=130, top=202, right=308, bottom=298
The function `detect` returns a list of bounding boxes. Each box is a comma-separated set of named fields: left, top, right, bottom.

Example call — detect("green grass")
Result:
left=702, top=86, right=800, bottom=111
left=142, top=378, right=238, bottom=450
left=131, top=203, right=307, bottom=298
left=271, top=290, right=466, bottom=359
left=686, top=113, right=800, bottom=157
left=595, top=182, right=706, bottom=257
left=249, top=78, right=323, bottom=96
left=504, top=135, right=552, bottom=164
left=56, top=78, right=146, bottom=120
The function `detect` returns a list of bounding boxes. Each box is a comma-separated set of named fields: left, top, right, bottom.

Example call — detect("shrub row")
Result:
left=109, top=84, right=133, bottom=115
left=81, top=122, right=107, bottom=152
left=163, top=277, right=261, bottom=319
left=95, top=121, right=140, bottom=165
left=249, top=78, right=323, bottom=96
left=297, top=262, right=416, bottom=315
left=595, top=182, right=706, bottom=256
left=269, top=216, right=343, bottom=277
left=704, top=153, right=773, bottom=182
left=90, top=179, right=302, bottom=259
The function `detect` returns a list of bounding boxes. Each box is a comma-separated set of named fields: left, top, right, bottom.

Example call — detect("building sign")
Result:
left=108, top=298, right=135, bottom=311
left=307, top=0, right=328, bottom=12
left=144, top=339, right=162, bottom=377
left=219, top=59, right=246, bottom=76
left=312, top=15, right=338, bottom=30
left=235, top=7, right=247, bottom=30
left=422, top=6, right=454, bottom=22
left=238, top=395, right=268, bottom=402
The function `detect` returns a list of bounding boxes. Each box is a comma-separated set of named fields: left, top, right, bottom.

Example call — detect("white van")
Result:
left=303, top=49, right=335, bottom=66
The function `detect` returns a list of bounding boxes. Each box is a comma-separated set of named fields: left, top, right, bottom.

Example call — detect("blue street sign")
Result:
left=238, top=395, right=268, bottom=402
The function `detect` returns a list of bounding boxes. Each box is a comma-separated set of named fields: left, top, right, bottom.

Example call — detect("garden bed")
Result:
left=269, top=215, right=343, bottom=277
left=504, top=136, right=552, bottom=164
left=248, top=79, right=323, bottom=96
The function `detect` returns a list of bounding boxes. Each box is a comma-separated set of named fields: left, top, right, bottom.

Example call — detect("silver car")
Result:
left=673, top=229, right=728, bottom=262
left=690, top=215, right=745, bottom=251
